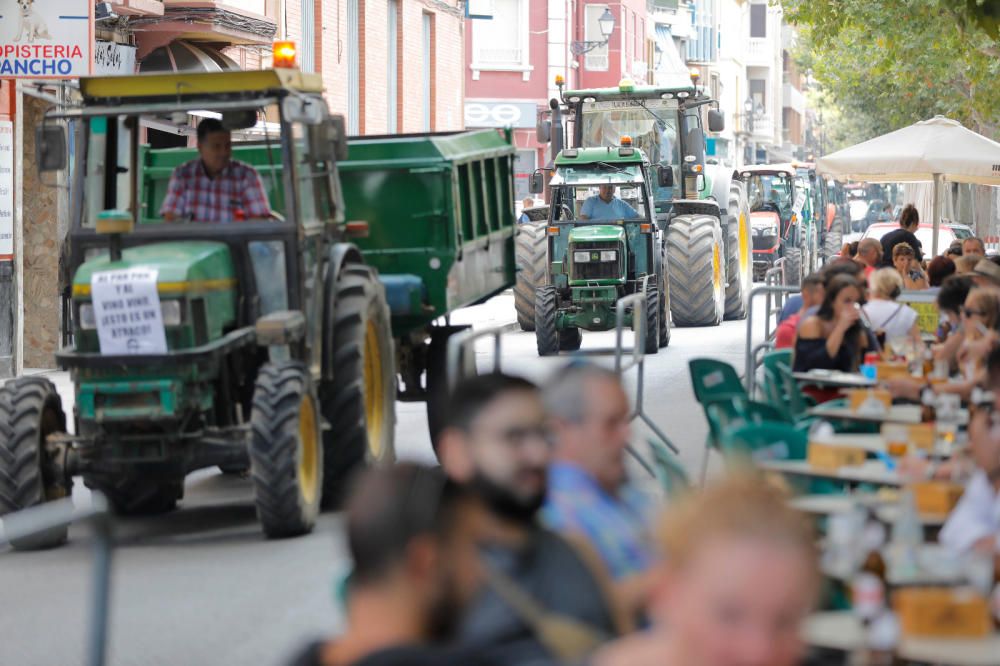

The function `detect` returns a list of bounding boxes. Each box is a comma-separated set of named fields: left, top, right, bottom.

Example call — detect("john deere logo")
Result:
left=591, top=252, right=600, bottom=261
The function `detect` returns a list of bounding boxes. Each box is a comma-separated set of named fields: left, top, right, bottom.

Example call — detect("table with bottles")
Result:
left=759, top=459, right=905, bottom=487
left=804, top=611, right=1000, bottom=666
left=793, top=369, right=878, bottom=389
left=790, top=493, right=949, bottom=528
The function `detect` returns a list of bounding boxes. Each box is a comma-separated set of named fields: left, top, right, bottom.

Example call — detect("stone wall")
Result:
left=21, top=95, right=60, bottom=369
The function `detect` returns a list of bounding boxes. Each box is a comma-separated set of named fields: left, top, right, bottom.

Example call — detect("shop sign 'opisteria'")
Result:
left=0, top=0, right=93, bottom=78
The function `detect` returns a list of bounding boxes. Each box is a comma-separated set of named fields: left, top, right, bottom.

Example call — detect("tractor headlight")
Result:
left=600, top=250, right=618, bottom=262
left=77, top=299, right=183, bottom=330
left=160, top=300, right=183, bottom=326
left=573, top=251, right=592, bottom=263
left=78, top=303, right=96, bottom=330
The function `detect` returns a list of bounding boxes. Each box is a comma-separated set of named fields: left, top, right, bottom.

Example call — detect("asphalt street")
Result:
left=0, top=289, right=772, bottom=666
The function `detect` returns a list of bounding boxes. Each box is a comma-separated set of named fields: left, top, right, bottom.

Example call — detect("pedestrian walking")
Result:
left=879, top=204, right=923, bottom=267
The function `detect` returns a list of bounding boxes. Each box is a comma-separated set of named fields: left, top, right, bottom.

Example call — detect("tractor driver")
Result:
left=159, top=118, right=272, bottom=223
left=580, top=185, right=639, bottom=221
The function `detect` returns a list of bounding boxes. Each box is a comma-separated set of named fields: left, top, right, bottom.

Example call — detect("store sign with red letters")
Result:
left=0, top=0, right=93, bottom=78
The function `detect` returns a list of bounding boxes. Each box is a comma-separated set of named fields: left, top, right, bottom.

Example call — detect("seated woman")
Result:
left=862, top=268, right=922, bottom=350
left=889, top=285, right=1000, bottom=403
left=793, top=274, right=874, bottom=373
left=892, top=242, right=929, bottom=290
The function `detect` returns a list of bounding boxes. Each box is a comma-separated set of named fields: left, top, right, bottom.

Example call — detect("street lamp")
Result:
left=571, top=8, right=615, bottom=56
left=742, top=96, right=764, bottom=165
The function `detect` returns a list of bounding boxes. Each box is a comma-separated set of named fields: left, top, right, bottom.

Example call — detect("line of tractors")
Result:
left=0, top=64, right=853, bottom=548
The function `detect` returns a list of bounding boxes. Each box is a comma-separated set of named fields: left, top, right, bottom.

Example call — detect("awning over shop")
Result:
left=139, top=40, right=240, bottom=74
left=654, top=25, right=691, bottom=89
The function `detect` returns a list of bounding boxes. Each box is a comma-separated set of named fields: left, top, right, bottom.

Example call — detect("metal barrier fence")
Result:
left=1, top=494, right=113, bottom=666
left=614, top=279, right=679, bottom=462
left=744, top=283, right=800, bottom=397
left=446, top=326, right=504, bottom=391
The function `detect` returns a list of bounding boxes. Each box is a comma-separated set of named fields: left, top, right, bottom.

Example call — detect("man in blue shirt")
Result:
left=580, top=185, right=639, bottom=221
left=541, top=363, right=657, bottom=619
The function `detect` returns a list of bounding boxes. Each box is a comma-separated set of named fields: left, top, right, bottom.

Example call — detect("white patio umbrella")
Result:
left=817, top=116, right=1000, bottom=255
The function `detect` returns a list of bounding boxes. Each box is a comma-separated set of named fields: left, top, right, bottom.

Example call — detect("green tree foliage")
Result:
left=785, top=0, right=1000, bottom=146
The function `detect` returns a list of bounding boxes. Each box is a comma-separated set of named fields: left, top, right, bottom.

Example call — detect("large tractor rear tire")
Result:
left=0, top=377, right=71, bottom=550
left=249, top=361, right=323, bottom=539
left=559, top=327, right=582, bottom=352
left=724, top=183, right=752, bottom=320
left=783, top=246, right=803, bottom=288
left=319, top=264, right=396, bottom=508
left=667, top=215, right=725, bottom=327
left=535, top=286, right=560, bottom=356
left=643, top=284, right=660, bottom=355
left=425, top=325, right=477, bottom=455
left=823, top=220, right=844, bottom=261
left=514, top=222, right=548, bottom=331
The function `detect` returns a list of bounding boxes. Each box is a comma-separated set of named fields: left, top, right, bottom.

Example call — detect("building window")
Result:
left=750, top=3, right=767, bottom=39
left=423, top=12, right=435, bottom=132
left=388, top=0, right=398, bottom=134
left=347, top=0, right=360, bottom=134
left=584, top=4, right=610, bottom=71
left=687, top=0, right=716, bottom=63
left=471, top=0, right=529, bottom=71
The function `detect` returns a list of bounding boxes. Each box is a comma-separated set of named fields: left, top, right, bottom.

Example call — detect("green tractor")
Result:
left=525, top=77, right=752, bottom=328
left=529, top=143, right=669, bottom=355
left=0, top=68, right=516, bottom=549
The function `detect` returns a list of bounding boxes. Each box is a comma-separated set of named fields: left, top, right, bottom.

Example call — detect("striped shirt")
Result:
left=159, top=158, right=271, bottom=223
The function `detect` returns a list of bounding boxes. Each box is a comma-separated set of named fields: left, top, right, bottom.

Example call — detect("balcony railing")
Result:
left=745, top=37, right=775, bottom=65
left=476, top=47, right=524, bottom=66
left=750, top=115, right=775, bottom=142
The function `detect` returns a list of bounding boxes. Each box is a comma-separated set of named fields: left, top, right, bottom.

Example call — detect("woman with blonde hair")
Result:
left=592, top=475, right=819, bottom=666
left=862, top=268, right=922, bottom=349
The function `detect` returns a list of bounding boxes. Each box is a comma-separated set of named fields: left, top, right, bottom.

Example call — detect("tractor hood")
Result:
left=567, top=225, right=626, bottom=244
left=72, top=241, right=236, bottom=299
left=70, top=241, right=238, bottom=353
left=750, top=211, right=780, bottom=229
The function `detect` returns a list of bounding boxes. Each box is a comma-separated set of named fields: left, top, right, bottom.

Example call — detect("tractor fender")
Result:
left=321, top=242, right=367, bottom=382
left=669, top=198, right=722, bottom=220
left=704, top=163, right=736, bottom=211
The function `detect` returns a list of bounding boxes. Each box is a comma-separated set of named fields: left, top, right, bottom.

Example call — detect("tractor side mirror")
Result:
left=657, top=167, right=674, bottom=188
left=36, top=125, right=67, bottom=172
left=529, top=171, right=544, bottom=194
left=707, top=109, right=725, bottom=133
left=536, top=119, right=551, bottom=144
left=221, top=109, right=258, bottom=131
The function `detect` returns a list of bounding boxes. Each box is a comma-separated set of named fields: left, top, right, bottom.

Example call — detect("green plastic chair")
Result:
left=719, top=420, right=808, bottom=464
left=776, top=361, right=813, bottom=421
left=689, top=358, right=746, bottom=405
left=647, top=438, right=691, bottom=499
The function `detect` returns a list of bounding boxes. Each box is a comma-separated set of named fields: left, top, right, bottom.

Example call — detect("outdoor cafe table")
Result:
left=822, top=543, right=965, bottom=587
left=813, top=433, right=960, bottom=459
left=758, top=459, right=903, bottom=487
left=807, top=403, right=970, bottom=427
left=793, top=369, right=877, bottom=389
left=789, top=494, right=949, bottom=528
left=807, top=403, right=925, bottom=425
left=803, top=611, right=1000, bottom=666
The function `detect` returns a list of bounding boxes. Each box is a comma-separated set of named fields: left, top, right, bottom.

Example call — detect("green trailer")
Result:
left=0, top=68, right=515, bottom=549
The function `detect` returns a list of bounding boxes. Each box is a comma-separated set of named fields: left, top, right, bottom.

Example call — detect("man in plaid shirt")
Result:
left=159, top=118, right=272, bottom=223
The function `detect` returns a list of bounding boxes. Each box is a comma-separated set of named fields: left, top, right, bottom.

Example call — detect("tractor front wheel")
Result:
left=724, top=183, right=752, bottom=320
left=514, top=222, right=548, bottom=331
left=643, top=284, right=660, bottom=355
left=249, top=362, right=323, bottom=539
left=0, top=377, right=71, bottom=550
left=319, top=264, right=396, bottom=507
left=535, top=286, right=560, bottom=356
left=783, top=246, right=803, bottom=288
left=667, top=214, right=725, bottom=327
left=658, top=276, right=671, bottom=348
left=559, top=327, right=582, bottom=352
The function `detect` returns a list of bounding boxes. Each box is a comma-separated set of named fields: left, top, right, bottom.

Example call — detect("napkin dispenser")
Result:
left=848, top=388, right=892, bottom=412
left=909, top=481, right=964, bottom=514
left=807, top=441, right=866, bottom=470
left=894, top=587, right=992, bottom=638
left=876, top=362, right=910, bottom=380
